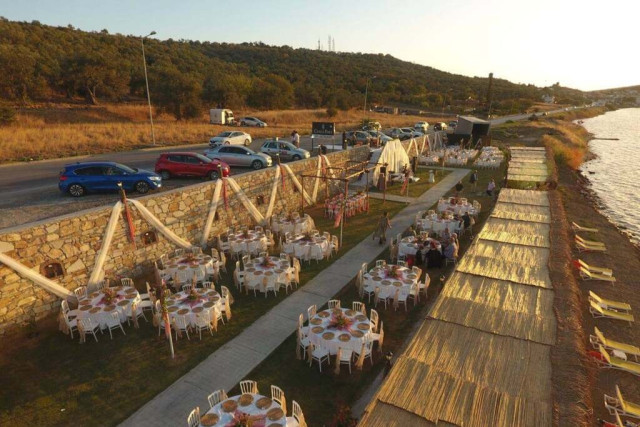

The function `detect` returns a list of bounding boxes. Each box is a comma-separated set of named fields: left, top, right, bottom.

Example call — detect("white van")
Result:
left=414, top=121, right=429, bottom=133
left=209, top=109, right=235, bottom=125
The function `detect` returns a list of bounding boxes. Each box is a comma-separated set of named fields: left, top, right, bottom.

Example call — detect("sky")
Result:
left=1, top=0, right=638, bottom=91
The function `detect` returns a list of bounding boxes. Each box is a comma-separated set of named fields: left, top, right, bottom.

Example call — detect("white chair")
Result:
left=210, top=248, right=219, bottom=260
left=242, top=254, right=251, bottom=267
left=394, top=287, right=409, bottom=311
left=298, top=313, right=309, bottom=335
left=258, top=251, right=268, bottom=259
left=371, top=321, right=385, bottom=351
left=362, top=283, right=376, bottom=304
left=328, top=299, right=341, bottom=309
left=61, top=299, right=79, bottom=319
left=219, top=250, right=228, bottom=274
left=61, top=309, right=78, bottom=339
left=94, top=280, right=106, bottom=291
left=374, top=287, right=391, bottom=310
left=352, top=301, right=366, bottom=314
left=397, top=260, right=407, bottom=267
left=73, top=286, right=87, bottom=300
left=120, top=277, right=134, bottom=287
left=307, top=305, right=317, bottom=322
left=370, top=309, right=379, bottom=333
left=240, top=380, right=258, bottom=395
left=271, top=385, right=286, bottom=414
left=174, top=248, right=185, bottom=258
left=194, top=309, right=214, bottom=340
left=78, top=317, right=100, bottom=343
left=338, top=347, right=354, bottom=374
left=309, top=244, right=324, bottom=263
left=353, top=340, right=374, bottom=366
left=255, top=225, right=264, bottom=233
left=201, top=281, right=214, bottom=290
left=280, top=253, right=290, bottom=262
left=297, top=327, right=310, bottom=360
left=375, top=260, right=386, bottom=268
left=127, top=300, right=147, bottom=326
left=191, top=246, right=203, bottom=256
left=207, top=390, right=228, bottom=409
left=331, top=235, right=339, bottom=257
left=181, top=284, right=192, bottom=293
left=308, top=343, right=330, bottom=372
left=103, top=310, right=126, bottom=339
left=174, top=315, right=190, bottom=340
left=187, top=407, right=200, bottom=427
left=286, top=401, right=306, bottom=427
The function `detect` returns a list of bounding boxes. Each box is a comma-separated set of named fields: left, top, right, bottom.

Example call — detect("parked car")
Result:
left=400, top=127, right=423, bottom=137
left=209, top=131, right=252, bottom=147
left=345, top=131, right=372, bottom=145
left=260, top=139, right=310, bottom=161
left=155, top=152, right=230, bottom=181
left=239, top=117, right=267, bottom=127
left=59, top=162, right=161, bottom=197
left=433, top=122, right=448, bottom=131
left=414, top=121, right=429, bottom=133
left=367, top=131, right=393, bottom=145
left=448, top=120, right=458, bottom=129
left=204, top=145, right=272, bottom=170
left=384, top=127, right=405, bottom=139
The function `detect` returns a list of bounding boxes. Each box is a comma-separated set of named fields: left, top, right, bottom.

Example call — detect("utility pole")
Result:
left=363, top=76, right=376, bottom=119
left=486, top=72, right=494, bottom=118
left=141, top=31, right=157, bottom=145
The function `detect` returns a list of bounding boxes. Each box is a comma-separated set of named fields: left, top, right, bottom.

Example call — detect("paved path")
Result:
left=367, top=192, right=415, bottom=203
left=120, top=168, right=469, bottom=427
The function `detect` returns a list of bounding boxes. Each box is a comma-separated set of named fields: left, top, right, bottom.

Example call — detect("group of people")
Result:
left=401, top=224, right=461, bottom=269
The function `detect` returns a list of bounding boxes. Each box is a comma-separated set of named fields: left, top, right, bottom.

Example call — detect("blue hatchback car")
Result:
left=59, top=162, right=162, bottom=197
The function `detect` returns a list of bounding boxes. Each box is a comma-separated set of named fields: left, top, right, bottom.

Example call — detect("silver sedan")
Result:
left=204, top=145, right=273, bottom=170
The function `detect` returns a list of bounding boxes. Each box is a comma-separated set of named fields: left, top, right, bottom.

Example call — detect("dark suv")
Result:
left=58, top=162, right=162, bottom=197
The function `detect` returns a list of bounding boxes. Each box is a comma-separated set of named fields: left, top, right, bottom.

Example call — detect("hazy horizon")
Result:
left=1, top=0, right=637, bottom=92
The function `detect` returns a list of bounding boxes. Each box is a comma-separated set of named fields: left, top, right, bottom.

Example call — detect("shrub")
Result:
left=0, top=105, right=16, bottom=125
left=326, top=107, right=338, bottom=118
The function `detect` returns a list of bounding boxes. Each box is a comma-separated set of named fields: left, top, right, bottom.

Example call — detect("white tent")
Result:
left=371, top=139, right=411, bottom=185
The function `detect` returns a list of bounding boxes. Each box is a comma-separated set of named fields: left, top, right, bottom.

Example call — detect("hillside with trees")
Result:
left=0, top=18, right=590, bottom=119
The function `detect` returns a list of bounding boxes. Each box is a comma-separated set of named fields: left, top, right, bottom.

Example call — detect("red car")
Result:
left=155, top=152, right=230, bottom=180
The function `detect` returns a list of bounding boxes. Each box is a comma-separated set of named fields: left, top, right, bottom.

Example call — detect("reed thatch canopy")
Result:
left=497, top=189, right=550, bottom=206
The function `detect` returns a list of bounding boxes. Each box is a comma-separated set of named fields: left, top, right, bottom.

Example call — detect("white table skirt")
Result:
left=363, top=265, right=418, bottom=299
left=203, top=393, right=286, bottom=426
left=307, top=308, right=372, bottom=355
left=229, top=231, right=268, bottom=255
left=243, top=257, right=293, bottom=293
left=77, top=287, right=141, bottom=328
left=398, top=237, right=441, bottom=258
left=416, top=218, right=462, bottom=235
left=166, top=289, right=222, bottom=327
left=272, top=215, right=314, bottom=235
left=437, top=201, right=475, bottom=216
left=162, top=255, right=218, bottom=283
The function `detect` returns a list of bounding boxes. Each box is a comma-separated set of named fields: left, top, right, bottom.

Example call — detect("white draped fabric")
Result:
left=88, top=201, right=123, bottom=287
left=371, top=139, right=412, bottom=185
left=201, top=179, right=224, bottom=246
left=0, top=252, right=74, bottom=298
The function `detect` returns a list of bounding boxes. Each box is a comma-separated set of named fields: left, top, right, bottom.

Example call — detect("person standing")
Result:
left=374, top=211, right=392, bottom=245
left=469, top=170, right=478, bottom=190
left=486, top=178, right=496, bottom=196
left=291, top=130, right=300, bottom=148
left=455, top=180, right=464, bottom=197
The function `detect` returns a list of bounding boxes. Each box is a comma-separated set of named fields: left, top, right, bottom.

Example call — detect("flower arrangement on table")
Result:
left=327, top=311, right=354, bottom=331
left=242, top=229, right=251, bottom=239
left=301, top=232, right=314, bottom=242
left=260, top=257, right=276, bottom=269
left=100, top=287, right=119, bottom=305
left=385, top=265, right=402, bottom=279
left=226, top=410, right=266, bottom=427
left=179, top=252, right=197, bottom=264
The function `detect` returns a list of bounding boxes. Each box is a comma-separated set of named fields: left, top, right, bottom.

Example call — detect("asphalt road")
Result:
left=0, top=107, right=580, bottom=229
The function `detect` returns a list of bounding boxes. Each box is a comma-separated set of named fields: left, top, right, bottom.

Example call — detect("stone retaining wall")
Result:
left=0, top=147, right=370, bottom=334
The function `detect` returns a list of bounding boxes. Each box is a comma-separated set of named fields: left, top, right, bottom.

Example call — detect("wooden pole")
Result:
left=365, top=169, right=370, bottom=213
left=301, top=175, right=304, bottom=215
left=340, top=179, right=347, bottom=247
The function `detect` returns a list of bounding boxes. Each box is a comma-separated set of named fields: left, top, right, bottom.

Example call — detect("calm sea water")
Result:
left=580, top=108, right=640, bottom=245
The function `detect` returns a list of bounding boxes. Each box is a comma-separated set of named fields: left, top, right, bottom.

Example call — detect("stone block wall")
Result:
left=0, top=146, right=370, bottom=334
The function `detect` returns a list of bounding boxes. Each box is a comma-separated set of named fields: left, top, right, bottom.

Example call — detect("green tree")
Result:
left=247, top=74, right=294, bottom=109
left=0, top=44, right=42, bottom=101
left=61, top=49, right=129, bottom=104
left=151, top=63, right=202, bottom=120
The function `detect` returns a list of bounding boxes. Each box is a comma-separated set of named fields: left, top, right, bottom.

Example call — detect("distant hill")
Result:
left=0, top=17, right=590, bottom=118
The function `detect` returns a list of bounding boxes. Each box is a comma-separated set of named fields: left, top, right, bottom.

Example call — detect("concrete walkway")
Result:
left=367, top=192, right=415, bottom=203
left=121, top=168, right=469, bottom=427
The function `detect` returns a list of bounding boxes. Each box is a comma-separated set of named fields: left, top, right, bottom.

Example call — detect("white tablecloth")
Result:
left=243, top=257, right=293, bottom=294
left=228, top=231, right=268, bottom=256
left=437, top=199, right=475, bottom=215
left=161, top=254, right=218, bottom=284
left=363, top=265, right=418, bottom=299
left=416, top=218, right=462, bottom=235
left=201, top=393, right=286, bottom=426
left=398, top=236, right=441, bottom=258
left=307, top=308, right=372, bottom=355
left=271, top=214, right=314, bottom=235
left=77, top=286, right=141, bottom=328
left=166, top=288, right=222, bottom=327
left=284, top=234, right=329, bottom=261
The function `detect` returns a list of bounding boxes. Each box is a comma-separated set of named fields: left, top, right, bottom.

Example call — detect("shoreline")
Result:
left=575, top=109, right=640, bottom=250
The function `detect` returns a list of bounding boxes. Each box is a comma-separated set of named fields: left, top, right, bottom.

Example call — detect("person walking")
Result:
left=291, top=130, right=300, bottom=148
left=469, top=170, right=478, bottom=191
left=455, top=180, right=464, bottom=197
left=486, top=178, right=496, bottom=196
left=374, top=211, right=392, bottom=245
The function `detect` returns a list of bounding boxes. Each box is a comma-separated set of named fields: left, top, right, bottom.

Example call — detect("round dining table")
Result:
left=199, top=393, right=286, bottom=426
left=166, top=288, right=222, bottom=327
left=243, top=256, right=293, bottom=295
left=228, top=230, right=268, bottom=256
left=271, top=214, right=315, bottom=235
left=77, top=286, right=141, bottom=328
left=307, top=307, right=372, bottom=355
left=284, top=233, right=329, bottom=261
left=162, top=254, right=218, bottom=284
left=437, top=198, right=476, bottom=216
left=416, top=216, right=462, bottom=235
left=362, top=265, right=419, bottom=300
left=398, top=236, right=441, bottom=258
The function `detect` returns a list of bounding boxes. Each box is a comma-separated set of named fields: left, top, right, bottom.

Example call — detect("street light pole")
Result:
left=363, top=76, right=376, bottom=120
left=141, top=31, right=157, bottom=146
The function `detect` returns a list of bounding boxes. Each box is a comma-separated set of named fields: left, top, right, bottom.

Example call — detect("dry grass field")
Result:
left=0, top=103, right=450, bottom=163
